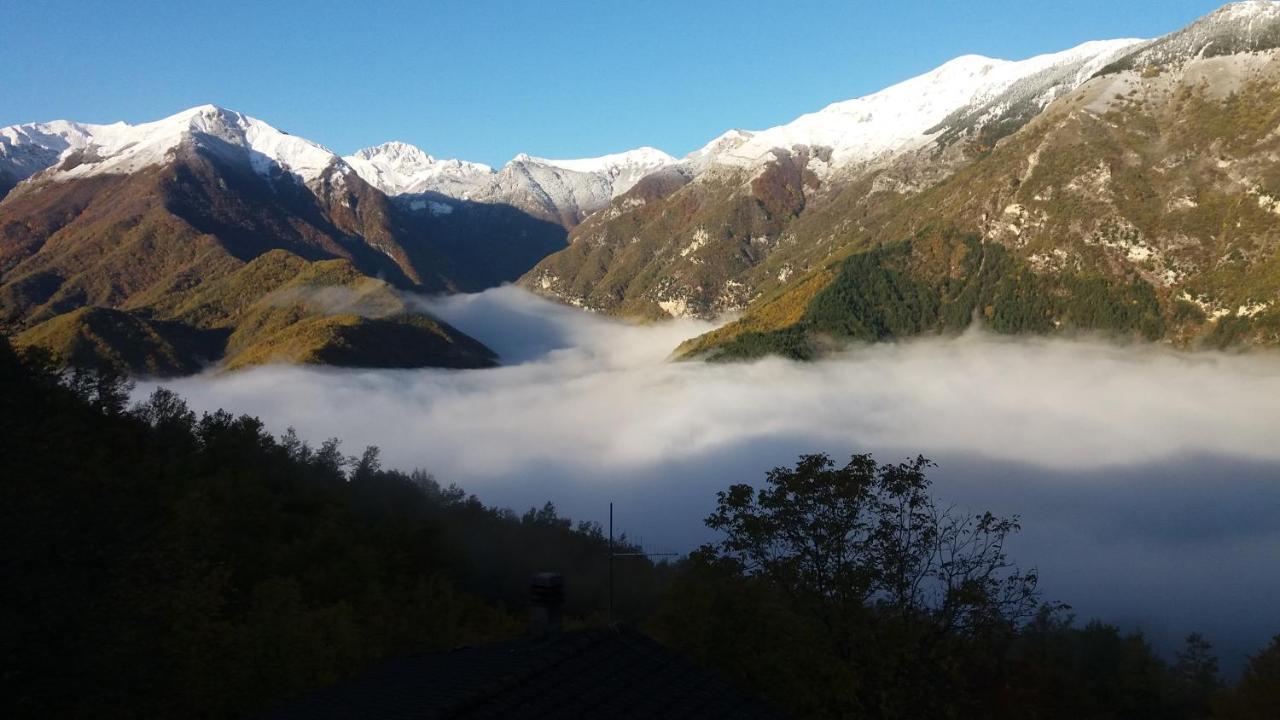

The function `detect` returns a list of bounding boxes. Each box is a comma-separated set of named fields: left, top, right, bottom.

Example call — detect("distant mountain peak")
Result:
left=1099, top=1, right=1280, bottom=72
left=1219, top=0, right=1280, bottom=19
left=0, top=104, right=343, bottom=190
left=343, top=142, right=676, bottom=226
left=352, top=140, right=436, bottom=164
left=522, top=146, right=676, bottom=176
left=343, top=141, right=493, bottom=197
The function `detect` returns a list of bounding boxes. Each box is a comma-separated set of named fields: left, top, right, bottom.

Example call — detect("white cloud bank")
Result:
left=140, top=286, right=1280, bottom=669
left=152, top=285, right=1280, bottom=477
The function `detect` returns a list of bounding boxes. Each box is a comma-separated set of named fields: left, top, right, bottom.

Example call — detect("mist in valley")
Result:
left=140, top=285, right=1280, bottom=671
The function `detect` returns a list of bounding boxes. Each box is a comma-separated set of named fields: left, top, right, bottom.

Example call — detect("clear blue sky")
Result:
left=2, top=0, right=1229, bottom=165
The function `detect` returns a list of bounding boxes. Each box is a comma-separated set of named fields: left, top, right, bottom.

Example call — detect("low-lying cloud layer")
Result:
left=142, top=286, right=1280, bottom=670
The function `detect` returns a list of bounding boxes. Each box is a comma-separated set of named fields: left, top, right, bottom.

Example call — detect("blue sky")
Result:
left=2, top=0, right=1229, bottom=165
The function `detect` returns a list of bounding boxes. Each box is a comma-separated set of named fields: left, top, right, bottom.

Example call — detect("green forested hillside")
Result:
left=678, top=232, right=1167, bottom=361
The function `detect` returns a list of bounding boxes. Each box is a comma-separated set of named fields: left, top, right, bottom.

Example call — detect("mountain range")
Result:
left=0, top=106, right=676, bottom=373
left=2, top=1, right=1278, bottom=373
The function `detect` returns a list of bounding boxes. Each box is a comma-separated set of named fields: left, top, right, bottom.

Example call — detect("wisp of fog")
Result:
left=140, top=285, right=1280, bottom=670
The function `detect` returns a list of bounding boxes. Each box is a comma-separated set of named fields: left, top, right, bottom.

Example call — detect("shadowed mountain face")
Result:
left=389, top=192, right=568, bottom=293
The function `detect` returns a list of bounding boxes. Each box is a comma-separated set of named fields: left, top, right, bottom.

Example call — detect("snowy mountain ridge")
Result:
left=6, top=29, right=1236, bottom=223
left=337, top=35, right=1145, bottom=214
left=341, top=142, right=677, bottom=225
left=343, top=140, right=493, bottom=197
left=1097, top=0, right=1280, bottom=71
left=518, top=146, right=676, bottom=179
left=2, top=37, right=1152, bottom=211
left=691, top=38, right=1146, bottom=173
left=345, top=143, right=675, bottom=199
left=0, top=105, right=344, bottom=189
left=0, top=107, right=677, bottom=226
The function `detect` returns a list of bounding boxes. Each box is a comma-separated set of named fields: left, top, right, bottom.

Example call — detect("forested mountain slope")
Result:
left=682, top=8, right=1280, bottom=359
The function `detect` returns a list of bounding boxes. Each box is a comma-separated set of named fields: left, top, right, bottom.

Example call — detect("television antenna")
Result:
left=608, top=501, right=678, bottom=624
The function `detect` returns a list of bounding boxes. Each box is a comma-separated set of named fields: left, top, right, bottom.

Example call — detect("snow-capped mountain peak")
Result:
left=698, top=38, right=1146, bottom=171
left=506, top=146, right=677, bottom=199
left=342, top=141, right=492, bottom=197
left=343, top=141, right=677, bottom=225
left=0, top=104, right=344, bottom=188
left=1099, top=0, right=1280, bottom=70
left=0, top=120, right=97, bottom=183
left=523, top=146, right=676, bottom=177
left=178, top=105, right=342, bottom=181
left=351, top=140, right=436, bottom=164
left=689, top=129, right=754, bottom=158
left=1221, top=0, right=1280, bottom=21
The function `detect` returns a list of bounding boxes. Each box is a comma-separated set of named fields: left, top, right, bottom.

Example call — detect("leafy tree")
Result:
left=1173, top=632, right=1222, bottom=717
left=523, top=501, right=572, bottom=528
left=658, top=452, right=1044, bottom=718
left=705, top=453, right=1041, bottom=648
left=1218, top=634, right=1280, bottom=719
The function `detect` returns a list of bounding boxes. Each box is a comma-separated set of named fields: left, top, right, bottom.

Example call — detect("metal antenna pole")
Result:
left=608, top=501, right=614, bottom=625
left=605, top=502, right=676, bottom=626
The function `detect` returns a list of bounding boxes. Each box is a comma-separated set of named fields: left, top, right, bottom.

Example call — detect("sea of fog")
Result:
left=139, top=285, right=1280, bottom=672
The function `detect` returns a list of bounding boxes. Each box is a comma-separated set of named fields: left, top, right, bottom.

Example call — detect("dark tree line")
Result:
left=2, top=335, right=1277, bottom=719
left=0, top=339, right=662, bottom=719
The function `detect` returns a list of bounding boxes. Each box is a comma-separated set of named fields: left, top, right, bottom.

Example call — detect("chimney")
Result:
left=529, top=572, right=564, bottom=639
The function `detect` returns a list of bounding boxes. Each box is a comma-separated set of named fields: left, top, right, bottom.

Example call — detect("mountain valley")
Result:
left=2, top=2, right=1279, bottom=373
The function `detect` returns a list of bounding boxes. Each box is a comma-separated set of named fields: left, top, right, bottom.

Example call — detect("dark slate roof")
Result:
left=262, top=626, right=785, bottom=719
